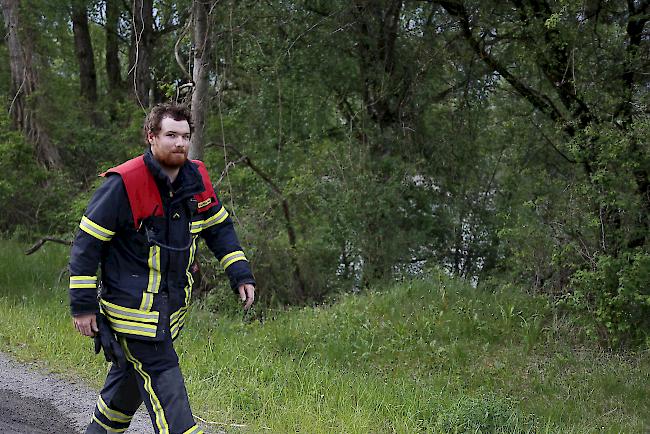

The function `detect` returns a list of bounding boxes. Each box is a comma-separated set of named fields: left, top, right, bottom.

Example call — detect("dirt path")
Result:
left=0, top=352, right=154, bottom=433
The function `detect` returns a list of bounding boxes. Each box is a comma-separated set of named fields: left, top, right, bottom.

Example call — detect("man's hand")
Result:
left=73, top=313, right=98, bottom=337
left=238, top=283, right=255, bottom=310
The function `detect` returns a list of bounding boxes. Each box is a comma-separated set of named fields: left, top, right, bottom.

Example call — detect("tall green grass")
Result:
left=0, top=240, right=648, bottom=433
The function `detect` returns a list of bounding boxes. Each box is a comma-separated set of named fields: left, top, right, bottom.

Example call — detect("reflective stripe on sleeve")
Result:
left=79, top=216, right=115, bottom=242
left=69, top=275, right=97, bottom=289
left=170, top=306, right=188, bottom=339
left=219, top=250, right=247, bottom=270
left=201, top=206, right=229, bottom=230
left=190, top=205, right=229, bottom=234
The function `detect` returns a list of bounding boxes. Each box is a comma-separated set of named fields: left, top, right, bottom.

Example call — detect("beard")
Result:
left=156, top=150, right=188, bottom=169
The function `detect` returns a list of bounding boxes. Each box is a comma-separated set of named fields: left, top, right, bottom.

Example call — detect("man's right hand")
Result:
left=73, top=313, right=98, bottom=337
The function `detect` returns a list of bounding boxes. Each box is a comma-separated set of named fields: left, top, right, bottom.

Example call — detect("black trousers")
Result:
left=85, top=335, right=203, bottom=434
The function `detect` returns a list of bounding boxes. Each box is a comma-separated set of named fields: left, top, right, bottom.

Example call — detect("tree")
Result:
left=129, top=0, right=153, bottom=107
left=71, top=0, right=97, bottom=103
left=189, top=0, right=215, bottom=161
left=431, top=0, right=650, bottom=343
left=0, top=0, right=61, bottom=168
left=105, top=0, right=123, bottom=96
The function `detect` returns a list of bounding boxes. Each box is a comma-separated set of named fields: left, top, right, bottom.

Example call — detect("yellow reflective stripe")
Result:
left=202, top=206, right=229, bottom=229
left=80, top=216, right=115, bottom=241
left=190, top=206, right=229, bottom=233
left=220, top=251, right=247, bottom=269
left=189, top=222, right=202, bottom=234
left=97, top=396, right=132, bottom=424
left=170, top=307, right=188, bottom=339
left=109, top=322, right=157, bottom=338
left=222, top=255, right=247, bottom=269
left=91, top=414, right=128, bottom=433
left=171, top=321, right=182, bottom=340
left=147, top=246, right=161, bottom=294
left=182, top=425, right=203, bottom=434
left=105, top=316, right=157, bottom=332
left=171, top=316, right=186, bottom=340
left=220, top=250, right=245, bottom=265
left=69, top=275, right=97, bottom=289
left=139, top=292, right=153, bottom=311
left=100, top=299, right=159, bottom=323
left=170, top=307, right=187, bottom=323
left=121, top=338, right=170, bottom=434
left=184, top=237, right=197, bottom=305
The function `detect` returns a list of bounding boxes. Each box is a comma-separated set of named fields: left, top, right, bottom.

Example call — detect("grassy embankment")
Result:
left=0, top=240, right=648, bottom=433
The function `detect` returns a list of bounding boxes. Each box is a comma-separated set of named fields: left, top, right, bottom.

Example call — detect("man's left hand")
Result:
left=238, top=283, right=255, bottom=310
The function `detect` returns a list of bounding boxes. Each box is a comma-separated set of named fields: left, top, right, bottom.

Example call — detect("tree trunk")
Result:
left=105, top=0, right=123, bottom=95
left=189, top=0, right=215, bottom=161
left=352, top=0, right=405, bottom=135
left=129, top=0, right=153, bottom=107
left=71, top=0, right=97, bottom=103
left=1, top=0, right=61, bottom=169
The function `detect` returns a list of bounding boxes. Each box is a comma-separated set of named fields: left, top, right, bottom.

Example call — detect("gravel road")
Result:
left=0, top=352, right=154, bottom=433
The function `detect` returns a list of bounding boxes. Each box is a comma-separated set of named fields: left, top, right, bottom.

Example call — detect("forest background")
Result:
left=0, top=0, right=648, bottom=349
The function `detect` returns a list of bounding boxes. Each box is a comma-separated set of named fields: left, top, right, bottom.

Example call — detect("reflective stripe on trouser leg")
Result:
left=120, top=336, right=198, bottom=434
left=85, top=362, right=141, bottom=434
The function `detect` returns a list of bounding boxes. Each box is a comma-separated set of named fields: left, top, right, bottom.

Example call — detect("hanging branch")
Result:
left=174, top=9, right=193, bottom=82
left=223, top=144, right=307, bottom=302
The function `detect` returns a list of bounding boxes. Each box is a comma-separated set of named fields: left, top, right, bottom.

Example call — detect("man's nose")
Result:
left=175, top=137, right=189, bottom=146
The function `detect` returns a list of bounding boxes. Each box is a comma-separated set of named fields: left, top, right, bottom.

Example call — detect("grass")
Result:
left=0, top=240, right=648, bottom=433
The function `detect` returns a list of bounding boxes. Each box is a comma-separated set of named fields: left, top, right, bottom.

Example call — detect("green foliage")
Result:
left=566, top=251, right=650, bottom=347
left=1, top=0, right=649, bottom=347
left=1, top=242, right=650, bottom=432
left=0, top=114, right=76, bottom=236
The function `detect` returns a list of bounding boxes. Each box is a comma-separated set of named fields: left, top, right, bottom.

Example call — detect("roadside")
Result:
left=0, top=351, right=154, bottom=434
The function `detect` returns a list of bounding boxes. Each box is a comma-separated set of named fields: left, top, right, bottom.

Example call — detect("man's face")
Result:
left=148, top=116, right=191, bottom=169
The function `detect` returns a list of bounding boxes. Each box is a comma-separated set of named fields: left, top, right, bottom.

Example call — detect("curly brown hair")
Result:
left=143, top=103, right=193, bottom=144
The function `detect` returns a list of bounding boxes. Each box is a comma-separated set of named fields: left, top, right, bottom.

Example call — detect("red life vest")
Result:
left=102, top=155, right=218, bottom=229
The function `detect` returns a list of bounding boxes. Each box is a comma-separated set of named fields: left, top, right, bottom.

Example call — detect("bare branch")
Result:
left=174, top=10, right=192, bottom=81
left=222, top=144, right=307, bottom=302
left=25, top=237, right=72, bottom=255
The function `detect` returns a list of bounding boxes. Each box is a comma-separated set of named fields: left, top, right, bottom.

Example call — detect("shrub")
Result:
left=566, top=251, right=650, bottom=347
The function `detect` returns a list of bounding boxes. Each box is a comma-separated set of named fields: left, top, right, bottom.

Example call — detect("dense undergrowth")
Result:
left=0, top=240, right=648, bottom=433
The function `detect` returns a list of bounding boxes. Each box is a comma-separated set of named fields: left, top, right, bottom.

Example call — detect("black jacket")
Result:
left=69, top=151, right=255, bottom=341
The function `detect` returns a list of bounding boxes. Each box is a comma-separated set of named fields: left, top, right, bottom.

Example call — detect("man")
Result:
left=69, top=103, right=255, bottom=434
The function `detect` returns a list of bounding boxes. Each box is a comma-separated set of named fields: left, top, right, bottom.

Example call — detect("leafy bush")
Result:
left=0, top=115, right=76, bottom=237
left=566, top=251, right=650, bottom=347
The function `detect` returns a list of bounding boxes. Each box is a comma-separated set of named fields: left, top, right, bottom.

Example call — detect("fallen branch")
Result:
left=25, top=237, right=72, bottom=255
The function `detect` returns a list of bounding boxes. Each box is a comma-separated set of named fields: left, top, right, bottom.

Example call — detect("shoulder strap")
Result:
left=102, top=155, right=164, bottom=229
left=192, top=160, right=219, bottom=213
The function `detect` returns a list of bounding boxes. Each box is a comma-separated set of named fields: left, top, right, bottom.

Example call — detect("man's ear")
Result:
left=146, top=131, right=154, bottom=144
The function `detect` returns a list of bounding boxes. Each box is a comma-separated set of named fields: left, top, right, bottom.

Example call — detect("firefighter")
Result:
left=69, top=103, right=255, bottom=434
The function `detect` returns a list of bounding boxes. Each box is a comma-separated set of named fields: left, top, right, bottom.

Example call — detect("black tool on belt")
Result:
left=94, top=313, right=126, bottom=367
